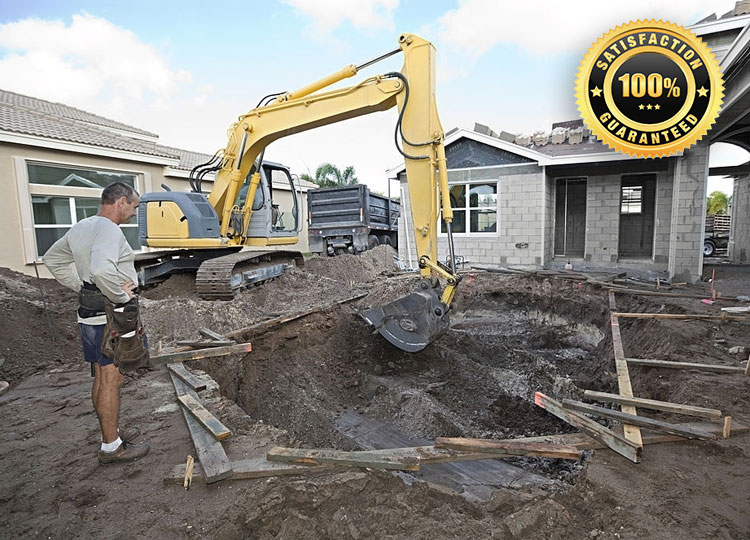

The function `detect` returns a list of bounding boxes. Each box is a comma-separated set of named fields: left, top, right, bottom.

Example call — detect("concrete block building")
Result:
left=0, top=90, right=317, bottom=278
left=393, top=7, right=750, bottom=282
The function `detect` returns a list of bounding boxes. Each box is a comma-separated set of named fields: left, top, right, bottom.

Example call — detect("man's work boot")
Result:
left=98, top=440, right=150, bottom=464
left=118, top=426, right=141, bottom=444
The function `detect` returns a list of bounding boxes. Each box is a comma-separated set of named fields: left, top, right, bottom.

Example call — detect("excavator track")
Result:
left=195, top=250, right=303, bottom=300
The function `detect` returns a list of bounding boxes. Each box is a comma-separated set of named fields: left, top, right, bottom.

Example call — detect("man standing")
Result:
left=43, top=182, right=149, bottom=464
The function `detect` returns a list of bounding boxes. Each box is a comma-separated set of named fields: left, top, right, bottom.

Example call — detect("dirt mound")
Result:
left=0, top=268, right=80, bottom=385
left=302, top=245, right=399, bottom=284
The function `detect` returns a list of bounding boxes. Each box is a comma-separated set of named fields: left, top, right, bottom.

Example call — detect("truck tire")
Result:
left=703, top=239, right=716, bottom=257
left=379, top=235, right=392, bottom=247
left=368, top=235, right=380, bottom=249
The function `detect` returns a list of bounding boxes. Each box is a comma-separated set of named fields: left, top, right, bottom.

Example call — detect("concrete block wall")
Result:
left=543, top=174, right=556, bottom=263
left=729, top=175, right=750, bottom=263
left=583, top=175, right=621, bottom=263
left=668, top=141, right=709, bottom=282
left=653, top=170, right=673, bottom=265
left=398, top=164, right=545, bottom=268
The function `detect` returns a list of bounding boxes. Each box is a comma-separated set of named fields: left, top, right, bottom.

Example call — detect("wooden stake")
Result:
left=625, top=358, right=745, bottom=373
left=745, top=354, right=750, bottom=377
left=723, top=416, right=732, bottom=438
left=184, top=455, right=194, bottom=490
left=534, top=392, right=642, bottom=463
left=583, top=390, right=722, bottom=419
left=561, top=400, right=717, bottom=440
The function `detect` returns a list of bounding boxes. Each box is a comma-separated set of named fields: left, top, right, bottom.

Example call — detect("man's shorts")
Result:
left=78, top=323, right=113, bottom=375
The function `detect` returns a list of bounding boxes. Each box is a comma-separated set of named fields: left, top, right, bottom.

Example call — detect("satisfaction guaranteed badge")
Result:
left=576, top=20, right=724, bottom=158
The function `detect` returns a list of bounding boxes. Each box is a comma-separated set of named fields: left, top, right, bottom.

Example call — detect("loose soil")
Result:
left=1, top=247, right=748, bottom=539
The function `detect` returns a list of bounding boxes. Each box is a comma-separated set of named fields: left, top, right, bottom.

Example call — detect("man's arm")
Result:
left=42, top=235, right=82, bottom=292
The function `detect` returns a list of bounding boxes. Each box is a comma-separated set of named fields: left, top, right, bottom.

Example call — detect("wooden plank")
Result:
left=177, top=393, right=232, bottom=441
left=166, top=363, right=207, bottom=392
left=266, top=447, right=420, bottom=471
left=169, top=372, right=232, bottom=483
left=583, top=390, right=722, bottom=419
left=561, top=399, right=717, bottom=440
left=225, top=293, right=367, bottom=340
left=608, top=291, right=643, bottom=446
left=534, top=392, right=642, bottom=463
left=164, top=457, right=343, bottom=485
left=149, top=342, right=252, bottom=367
left=608, top=288, right=740, bottom=301
left=611, top=312, right=747, bottom=321
left=625, top=358, right=745, bottom=373
left=434, top=437, right=581, bottom=460
left=175, top=339, right=236, bottom=348
left=199, top=327, right=230, bottom=341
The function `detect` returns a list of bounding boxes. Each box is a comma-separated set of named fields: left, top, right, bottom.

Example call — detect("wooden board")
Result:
left=267, top=447, right=420, bottom=471
left=169, top=372, right=232, bottom=483
left=609, top=291, right=643, bottom=446
left=199, top=327, right=230, bottom=341
left=434, top=437, right=581, bottom=460
left=561, top=399, right=717, bottom=440
left=534, top=392, right=642, bottom=463
left=164, top=457, right=342, bottom=485
left=166, top=363, right=207, bottom=392
left=149, top=342, right=252, bottom=367
left=175, top=339, right=236, bottom=348
left=611, top=312, right=747, bottom=321
left=583, top=390, right=722, bottom=419
left=625, top=358, right=745, bottom=373
left=609, top=288, right=739, bottom=301
left=177, top=393, right=231, bottom=441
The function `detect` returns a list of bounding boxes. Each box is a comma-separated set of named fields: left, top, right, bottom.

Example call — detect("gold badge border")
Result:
left=575, top=19, right=724, bottom=159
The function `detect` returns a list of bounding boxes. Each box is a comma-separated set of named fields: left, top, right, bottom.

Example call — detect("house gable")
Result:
left=445, top=138, right=534, bottom=169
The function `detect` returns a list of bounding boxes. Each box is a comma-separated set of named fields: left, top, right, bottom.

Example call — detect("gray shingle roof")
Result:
left=0, top=100, right=177, bottom=159
left=155, top=145, right=215, bottom=171
left=0, top=89, right=157, bottom=137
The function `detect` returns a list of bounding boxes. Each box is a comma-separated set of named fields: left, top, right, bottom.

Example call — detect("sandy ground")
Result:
left=0, top=248, right=748, bottom=539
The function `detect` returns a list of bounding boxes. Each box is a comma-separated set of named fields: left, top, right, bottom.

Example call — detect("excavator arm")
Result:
left=208, top=33, right=458, bottom=351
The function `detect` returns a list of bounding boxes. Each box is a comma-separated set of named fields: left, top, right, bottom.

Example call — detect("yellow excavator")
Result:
left=137, top=33, right=460, bottom=352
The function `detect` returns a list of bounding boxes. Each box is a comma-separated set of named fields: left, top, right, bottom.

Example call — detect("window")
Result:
left=441, top=182, right=497, bottom=234
left=27, top=163, right=140, bottom=257
left=621, top=186, right=643, bottom=214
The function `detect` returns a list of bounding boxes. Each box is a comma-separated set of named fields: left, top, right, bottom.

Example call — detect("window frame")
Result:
left=438, top=179, right=499, bottom=237
left=15, top=157, right=145, bottom=262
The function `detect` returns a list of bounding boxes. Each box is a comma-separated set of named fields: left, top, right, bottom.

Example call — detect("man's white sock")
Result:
left=101, top=437, right=122, bottom=453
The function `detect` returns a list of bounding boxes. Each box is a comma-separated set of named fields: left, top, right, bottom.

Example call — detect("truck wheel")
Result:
left=379, top=235, right=392, bottom=247
left=368, top=235, right=380, bottom=249
left=703, top=240, right=716, bottom=257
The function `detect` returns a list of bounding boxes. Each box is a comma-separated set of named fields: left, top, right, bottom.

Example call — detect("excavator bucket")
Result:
left=359, top=288, right=450, bottom=352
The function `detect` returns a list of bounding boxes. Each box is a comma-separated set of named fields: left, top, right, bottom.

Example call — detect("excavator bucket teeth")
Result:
left=359, top=289, right=449, bottom=352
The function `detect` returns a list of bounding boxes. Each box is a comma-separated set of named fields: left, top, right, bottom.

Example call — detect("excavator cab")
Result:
left=237, top=162, right=300, bottom=241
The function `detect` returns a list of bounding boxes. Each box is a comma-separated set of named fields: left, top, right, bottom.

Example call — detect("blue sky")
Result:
left=0, top=0, right=746, bottom=195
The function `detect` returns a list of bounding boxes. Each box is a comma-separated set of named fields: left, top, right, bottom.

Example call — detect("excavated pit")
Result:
left=138, top=248, right=631, bottom=496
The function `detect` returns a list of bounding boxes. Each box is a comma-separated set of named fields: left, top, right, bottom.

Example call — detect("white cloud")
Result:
left=283, top=0, right=399, bottom=36
left=437, top=0, right=738, bottom=57
left=0, top=13, right=192, bottom=119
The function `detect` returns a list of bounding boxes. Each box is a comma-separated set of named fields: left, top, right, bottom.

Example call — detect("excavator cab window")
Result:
left=263, top=165, right=299, bottom=233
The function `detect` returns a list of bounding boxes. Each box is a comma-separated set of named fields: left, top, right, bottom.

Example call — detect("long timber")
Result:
left=609, top=291, right=642, bottom=446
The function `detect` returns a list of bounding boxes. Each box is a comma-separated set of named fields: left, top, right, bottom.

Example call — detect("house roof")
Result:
left=0, top=88, right=217, bottom=168
left=0, top=89, right=157, bottom=138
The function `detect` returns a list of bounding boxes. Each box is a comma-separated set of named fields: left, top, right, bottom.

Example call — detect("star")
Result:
left=655, top=104, right=660, bottom=110
left=647, top=104, right=652, bottom=110
left=590, top=86, right=602, bottom=97
left=697, top=86, right=709, bottom=97
left=639, top=104, right=645, bottom=110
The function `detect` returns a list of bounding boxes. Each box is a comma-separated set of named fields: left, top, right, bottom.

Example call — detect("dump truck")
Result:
left=307, top=184, right=400, bottom=256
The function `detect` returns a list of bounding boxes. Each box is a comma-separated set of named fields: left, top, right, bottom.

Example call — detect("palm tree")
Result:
left=302, top=163, right=358, bottom=188
left=706, top=190, right=730, bottom=215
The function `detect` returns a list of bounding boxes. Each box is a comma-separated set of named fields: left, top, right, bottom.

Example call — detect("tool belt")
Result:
left=101, top=295, right=150, bottom=374
left=78, top=282, right=106, bottom=319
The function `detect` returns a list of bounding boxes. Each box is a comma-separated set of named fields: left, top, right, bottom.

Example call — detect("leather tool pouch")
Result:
left=101, top=296, right=150, bottom=374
